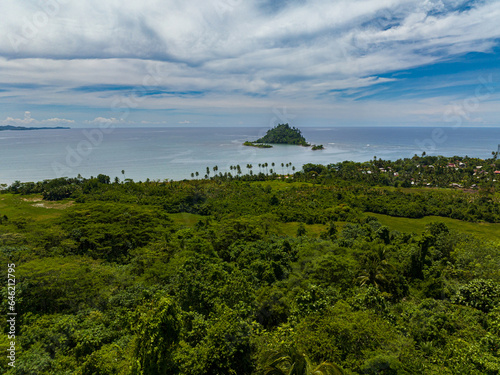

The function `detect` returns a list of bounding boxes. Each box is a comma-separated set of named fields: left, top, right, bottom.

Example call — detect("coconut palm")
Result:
left=358, top=246, right=392, bottom=288
left=261, top=347, right=345, bottom=375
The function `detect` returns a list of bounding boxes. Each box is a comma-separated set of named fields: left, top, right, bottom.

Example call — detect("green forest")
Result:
left=1, top=153, right=500, bottom=374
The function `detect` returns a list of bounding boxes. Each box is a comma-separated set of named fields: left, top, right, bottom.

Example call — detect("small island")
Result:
left=311, top=144, right=324, bottom=150
left=244, top=123, right=310, bottom=147
left=0, top=125, right=70, bottom=131
left=243, top=141, right=273, bottom=148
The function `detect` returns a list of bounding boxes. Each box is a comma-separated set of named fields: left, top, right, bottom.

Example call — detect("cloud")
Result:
left=41, top=118, right=75, bottom=124
left=0, top=0, right=499, bottom=126
left=85, top=117, right=122, bottom=124
left=0, top=112, right=75, bottom=126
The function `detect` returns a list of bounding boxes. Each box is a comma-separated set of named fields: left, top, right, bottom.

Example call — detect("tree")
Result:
left=131, top=297, right=181, bottom=375
left=261, top=347, right=345, bottom=375
left=358, top=247, right=391, bottom=289
left=320, top=222, right=337, bottom=240
left=297, top=223, right=306, bottom=237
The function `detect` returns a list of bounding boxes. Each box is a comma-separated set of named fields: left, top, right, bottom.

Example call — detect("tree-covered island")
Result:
left=244, top=123, right=310, bottom=148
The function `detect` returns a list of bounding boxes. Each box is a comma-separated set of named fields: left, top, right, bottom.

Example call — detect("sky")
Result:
left=1, top=0, right=499, bottom=128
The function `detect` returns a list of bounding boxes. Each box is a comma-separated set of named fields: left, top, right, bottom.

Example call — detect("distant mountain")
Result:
left=0, top=125, right=71, bottom=131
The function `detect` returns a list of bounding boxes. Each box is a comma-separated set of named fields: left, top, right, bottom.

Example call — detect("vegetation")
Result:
left=0, top=125, right=70, bottom=131
left=244, top=141, right=273, bottom=148
left=251, top=124, right=310, bottom=146
left=1, top=153, right=500, bottom=374
left=311, top=144, right=324, bottom=150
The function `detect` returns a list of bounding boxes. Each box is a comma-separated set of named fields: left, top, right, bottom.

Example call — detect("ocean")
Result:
left=1, top=126, right=499, bottom=185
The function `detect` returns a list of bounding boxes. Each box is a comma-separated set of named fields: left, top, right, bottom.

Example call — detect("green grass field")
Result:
left=368, top=213, right=500, bottom=241
left=169, top=212, right=205, bottom=227
left=0, top=193, right=73, bottom=222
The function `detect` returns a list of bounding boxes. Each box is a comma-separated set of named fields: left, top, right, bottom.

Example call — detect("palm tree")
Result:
left=191, top=173, right=194, bottom=179
left=281, top=162, right=285, bottom=175
left=358, top=246, right=392, bottom=289
left=261, top=347, right=344, bottom=375
left=195, top=171, right=199, bottom=179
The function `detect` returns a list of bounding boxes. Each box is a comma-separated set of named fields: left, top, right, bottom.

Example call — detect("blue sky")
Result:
left=0, top=0, right=499, bottom=127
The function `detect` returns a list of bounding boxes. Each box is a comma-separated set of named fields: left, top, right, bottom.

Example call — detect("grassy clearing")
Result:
left=251, top=180, right=314, bottom=191
left=169, top=212, right=206, bottom=227
left=368, top=213, right=500, bottom=241
left=0, top=193, right=70, bottom=222
left=168, top=212, right=328, bottom=239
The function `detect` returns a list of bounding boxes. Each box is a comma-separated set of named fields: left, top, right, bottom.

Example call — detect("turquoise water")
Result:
left=1, top=126, right=499, bottom=184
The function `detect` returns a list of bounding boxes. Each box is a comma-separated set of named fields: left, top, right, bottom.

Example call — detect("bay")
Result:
left=1, top=126, right=499, bottom=185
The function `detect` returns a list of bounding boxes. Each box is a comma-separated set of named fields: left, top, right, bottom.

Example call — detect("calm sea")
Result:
left=1, top=126, right=499, bottom=185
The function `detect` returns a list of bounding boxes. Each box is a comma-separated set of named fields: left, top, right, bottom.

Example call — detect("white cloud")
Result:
left=0, top=0, right=499, bottom=125
left=85, top=117, right=122, bottom=124
left=0, top=113, right=74, bottom=126
left=41, top=118, right=75, bottom=124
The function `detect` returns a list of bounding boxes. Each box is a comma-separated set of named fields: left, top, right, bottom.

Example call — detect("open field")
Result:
left=368, top=213, right=500, bottom=241
left=0, top=194, right=72, bottom=222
